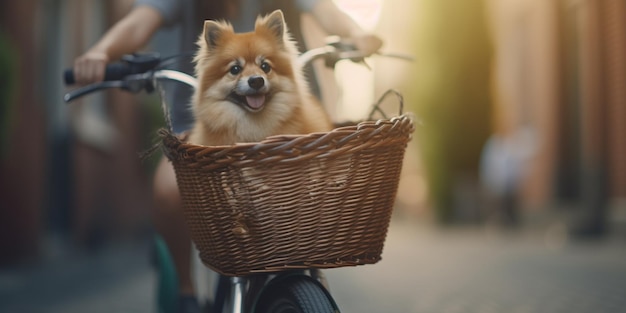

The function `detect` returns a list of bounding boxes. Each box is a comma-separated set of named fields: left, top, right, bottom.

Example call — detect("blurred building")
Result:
left=489, top=0, right=625, bottom=234
left=1, top=0, right=154, bottom=265
left=0, top=1, right=44, bottom=266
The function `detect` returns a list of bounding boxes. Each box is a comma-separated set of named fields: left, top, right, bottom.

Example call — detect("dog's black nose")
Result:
left=248, top=76, right=265, bottom=90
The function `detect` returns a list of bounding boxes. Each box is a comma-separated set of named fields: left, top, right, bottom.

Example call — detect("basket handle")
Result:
left=367, top=89, right=404, bottom=120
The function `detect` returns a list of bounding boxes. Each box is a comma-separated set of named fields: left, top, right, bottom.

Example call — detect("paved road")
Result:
left=328, top=219, right=626, bottom=313
left=2, top=218, right=625, bottom=313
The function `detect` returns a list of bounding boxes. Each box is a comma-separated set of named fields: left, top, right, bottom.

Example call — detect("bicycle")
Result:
left=64, top=38, right=414, bottom=313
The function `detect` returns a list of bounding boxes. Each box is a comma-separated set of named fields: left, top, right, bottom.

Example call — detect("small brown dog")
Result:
left=189, top=10, right=332, bottom=146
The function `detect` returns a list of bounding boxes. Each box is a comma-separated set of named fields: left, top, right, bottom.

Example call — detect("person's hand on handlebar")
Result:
left=310, top=0, right=384, bottom=57
left=73, top=50, right=110, bottom=85
left=348, top=34, right=383, bottom=57
left=69, top=6, right=164, bottom=86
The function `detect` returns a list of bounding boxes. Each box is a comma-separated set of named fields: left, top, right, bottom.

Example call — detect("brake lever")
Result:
left=376, top=52, right=415, bottom=62
left=64, top=81, right=127, bottom=103
left=63, top=71, right=158, bottom=103
left=335, top=51, right=370, bottom=69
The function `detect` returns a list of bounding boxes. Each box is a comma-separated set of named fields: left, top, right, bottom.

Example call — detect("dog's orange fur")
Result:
left=189, top=10, right=332, bottom=146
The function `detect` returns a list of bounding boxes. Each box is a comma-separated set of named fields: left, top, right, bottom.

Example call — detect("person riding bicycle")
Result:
left=72, top=1, right=382, bottom=312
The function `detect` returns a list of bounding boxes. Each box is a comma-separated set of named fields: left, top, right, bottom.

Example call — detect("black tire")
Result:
left=255, top=276, right=338, bottom=313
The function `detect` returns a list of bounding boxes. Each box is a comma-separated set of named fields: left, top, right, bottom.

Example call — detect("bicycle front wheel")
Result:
left=255, top=276, right=339, bottom=313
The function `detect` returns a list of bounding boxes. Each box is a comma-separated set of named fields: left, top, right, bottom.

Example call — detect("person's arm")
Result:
left=73, top=5, right=164, bottom=85
left=309, top=0, right=383, bottom=56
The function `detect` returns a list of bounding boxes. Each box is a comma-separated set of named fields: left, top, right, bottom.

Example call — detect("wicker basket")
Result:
left=160, top=91, right=415, bottom=276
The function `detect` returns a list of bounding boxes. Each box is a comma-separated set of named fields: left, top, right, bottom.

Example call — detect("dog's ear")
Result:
left=257, top=10, right=286, bottom=45
left=203, top=20, right=224, bottom=50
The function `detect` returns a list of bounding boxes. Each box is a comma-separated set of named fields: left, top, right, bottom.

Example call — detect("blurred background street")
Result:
left=2, top=0, right=626, bottom=312
left=2, top=216, right=626, bottom=313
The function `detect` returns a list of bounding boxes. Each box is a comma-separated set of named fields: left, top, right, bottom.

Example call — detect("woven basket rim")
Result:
left=160, top=114, right=414, bottom=162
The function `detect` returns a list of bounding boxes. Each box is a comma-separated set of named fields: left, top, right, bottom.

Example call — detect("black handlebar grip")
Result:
left=63, top=62, right=132, bottom=85
left=63, top=68, right=75, bottom=85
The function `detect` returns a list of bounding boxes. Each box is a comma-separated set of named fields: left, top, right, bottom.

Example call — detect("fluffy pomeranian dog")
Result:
left=188, top=10, right=333, bottom=146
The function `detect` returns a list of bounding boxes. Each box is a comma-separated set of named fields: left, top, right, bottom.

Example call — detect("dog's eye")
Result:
left=260, top=62, right=271, bottom=73
left=229, top=65, right=242, bottom=75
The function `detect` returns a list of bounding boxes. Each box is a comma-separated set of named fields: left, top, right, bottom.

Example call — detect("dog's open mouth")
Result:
left=227, top=92, right=266, bottom=112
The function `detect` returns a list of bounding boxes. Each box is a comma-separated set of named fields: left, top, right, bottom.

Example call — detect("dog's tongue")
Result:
left=246, top=95, right=266, bottom=109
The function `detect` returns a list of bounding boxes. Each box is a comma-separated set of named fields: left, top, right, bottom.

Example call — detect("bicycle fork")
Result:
left=228, top=277, right=247, bottom=313
left=220, top=270, right=331, bottom=313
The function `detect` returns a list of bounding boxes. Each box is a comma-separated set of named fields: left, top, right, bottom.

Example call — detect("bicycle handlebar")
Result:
left=64, top=52, right=162, bottom=85
left=64, top=62, right=130, bottom=85
left=63, top=38, right=412, bottom=102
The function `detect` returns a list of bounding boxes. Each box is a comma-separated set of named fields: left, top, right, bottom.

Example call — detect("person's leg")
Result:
left=153, top=157, right=195, bottom=296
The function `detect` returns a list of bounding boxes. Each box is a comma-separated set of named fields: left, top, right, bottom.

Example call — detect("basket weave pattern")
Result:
left=161, top=114, right=414, bottom=276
